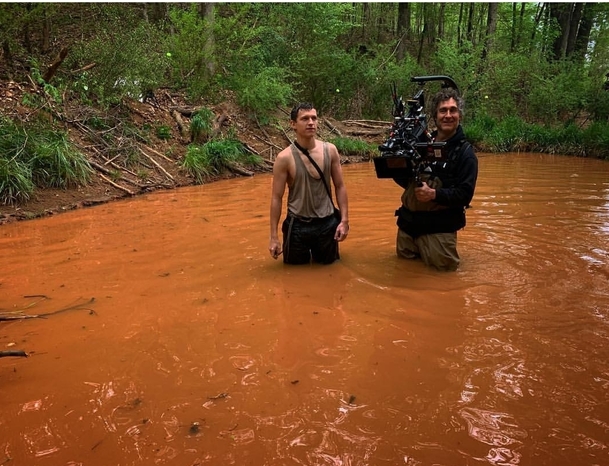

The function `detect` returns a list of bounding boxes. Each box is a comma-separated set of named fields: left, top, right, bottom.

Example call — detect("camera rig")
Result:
left=373, top=75, right=459, bottom=182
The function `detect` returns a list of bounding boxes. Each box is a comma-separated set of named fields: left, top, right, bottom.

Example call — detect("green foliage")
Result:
left=229, top=66, right=293, bottom=120
left=0, top=117, right=91, bottom=204
left=190, top=108, right=214, bottom=143
left=182, top=138, right=262, bottom=183
left=0, top=157, right=34, bottom=205
left=166, top=5, right=216, bottom=99
left=329, top=137, right=377, bottom=157
left=156, top=125, right=172, bottom=140
left=67, top=21, right=168, bottom=105
left=30, top=131, right=92, bottom=188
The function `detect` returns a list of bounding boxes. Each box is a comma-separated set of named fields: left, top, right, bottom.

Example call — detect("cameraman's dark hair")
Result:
left=431, top=88, right=464, bottom=121
left=290, top=102, right=315, bottom=121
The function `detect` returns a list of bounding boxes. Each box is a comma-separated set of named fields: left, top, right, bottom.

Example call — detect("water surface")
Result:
left=1, top=153, right=609, bottom=466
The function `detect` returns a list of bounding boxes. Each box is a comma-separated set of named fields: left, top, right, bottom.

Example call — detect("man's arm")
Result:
left=329, top=143, right=350, bottom=242
left=269, top=152, right=289, bottom=258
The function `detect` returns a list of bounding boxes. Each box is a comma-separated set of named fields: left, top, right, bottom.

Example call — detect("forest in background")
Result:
left=1, top=2, right=609, bottom=206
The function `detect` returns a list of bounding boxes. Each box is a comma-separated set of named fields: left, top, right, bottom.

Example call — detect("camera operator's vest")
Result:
left=396, top=139, right=470, bottom=238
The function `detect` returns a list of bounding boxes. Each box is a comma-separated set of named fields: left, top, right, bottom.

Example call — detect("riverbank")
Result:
left=0, top=83, right=378, bottom=225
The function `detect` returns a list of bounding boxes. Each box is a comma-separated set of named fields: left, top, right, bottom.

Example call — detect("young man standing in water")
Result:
left=269, top=103, right=349, bottom=264
left=393, top=88, right=478, bottom=271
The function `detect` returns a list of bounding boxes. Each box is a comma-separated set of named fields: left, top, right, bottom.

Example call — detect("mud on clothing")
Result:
left=282, top=142, right=340, bottom=265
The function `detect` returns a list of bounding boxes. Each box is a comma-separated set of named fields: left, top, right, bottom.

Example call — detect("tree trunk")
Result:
left=457, top=3, right=464, bottom=47
left=199, top=3, right=215, bottom=76
left=510, top=2, right=517, bottom=53
left=438, top=3, right=445, bottom=40
left=550, top=3, right=573, bottom=60
left=481, top=2, right=499, bottom=61
left=466, top=3, right=475, bottom=43
left=566, top=2, right=584, bottom=57
left=573, top=3, right=596, bottom=61
left=396, top=3, right=410, bottom=62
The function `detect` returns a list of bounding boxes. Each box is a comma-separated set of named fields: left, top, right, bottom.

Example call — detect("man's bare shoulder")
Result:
left=273, top=146, right=294, bottom=170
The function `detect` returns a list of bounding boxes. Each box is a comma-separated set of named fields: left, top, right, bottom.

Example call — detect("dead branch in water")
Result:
left=0, top=350, right=28, bottom=358
left=0, top=297, right=96, bottom=321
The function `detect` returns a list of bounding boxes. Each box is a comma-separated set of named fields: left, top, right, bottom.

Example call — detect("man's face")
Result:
left=435, top=98, right=460, bottom=136
left=291, top=108, right=318, bottom=137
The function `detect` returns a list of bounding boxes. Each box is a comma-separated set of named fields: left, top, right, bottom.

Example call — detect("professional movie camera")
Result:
left=373, top=75, right=459, bottom=183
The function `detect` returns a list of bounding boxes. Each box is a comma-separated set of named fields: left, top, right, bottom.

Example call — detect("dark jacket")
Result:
left=393, top=125, right=478, bottom=237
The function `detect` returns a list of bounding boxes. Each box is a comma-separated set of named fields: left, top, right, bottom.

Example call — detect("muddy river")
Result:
left=1, top=153, right=609, bottom=466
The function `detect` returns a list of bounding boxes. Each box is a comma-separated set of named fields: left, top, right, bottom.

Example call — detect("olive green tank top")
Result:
left=287, top=142, right=334, bottom=218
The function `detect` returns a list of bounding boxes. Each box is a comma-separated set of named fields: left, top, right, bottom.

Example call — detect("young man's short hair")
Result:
left=290, top=103, right=315, bottom=121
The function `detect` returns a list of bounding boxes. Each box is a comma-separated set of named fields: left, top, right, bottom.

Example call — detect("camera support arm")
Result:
left=411, top=76, right=459, bottom=94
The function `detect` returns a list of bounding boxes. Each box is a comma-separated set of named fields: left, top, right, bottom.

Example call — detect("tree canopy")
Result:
left=1, top=2, right=609, bottom=123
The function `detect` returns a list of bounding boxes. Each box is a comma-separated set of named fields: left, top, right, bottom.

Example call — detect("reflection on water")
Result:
left=1, top=153, right=609, bottom=465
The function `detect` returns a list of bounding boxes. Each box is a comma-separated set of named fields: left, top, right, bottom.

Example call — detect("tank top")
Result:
left=287, top=142, right=334, bottom=218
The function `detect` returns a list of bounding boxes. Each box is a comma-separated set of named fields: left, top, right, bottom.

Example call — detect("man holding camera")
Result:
left=269, top=103, right=350, bottom=265
left=394, top=88, right=478, bottom=271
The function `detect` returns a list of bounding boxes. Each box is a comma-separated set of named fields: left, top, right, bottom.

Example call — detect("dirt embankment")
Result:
left=0, top=81, right=389, bottom=225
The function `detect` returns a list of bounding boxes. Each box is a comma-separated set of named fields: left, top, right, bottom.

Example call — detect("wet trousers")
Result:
left=396, top=228, right=460, bottom=271
left=282, top=213, right=340, bottom=265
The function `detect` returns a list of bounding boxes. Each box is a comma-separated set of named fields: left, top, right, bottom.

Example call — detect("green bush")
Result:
left=329, top=137, right=377, bottom=157
left=182, top=138, right=262, bottom=183
left=190, top=108, right=215, bottom=143
left=230, top=66, right=293, bottom=120
left=68, top=22, right=168, bottom=105
left=30, top=131, right=92, bottom=188
left=0, top=118, right=91, bottom=204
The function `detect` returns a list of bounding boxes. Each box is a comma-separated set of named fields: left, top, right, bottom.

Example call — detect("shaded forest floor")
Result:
left=0, top=80, right=388, bottom=225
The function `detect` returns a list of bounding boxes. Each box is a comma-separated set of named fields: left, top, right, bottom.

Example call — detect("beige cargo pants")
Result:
left=396, top=228, right=460, bottom=271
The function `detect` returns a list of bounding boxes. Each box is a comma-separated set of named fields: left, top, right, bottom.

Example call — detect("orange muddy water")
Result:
left=1, top=153, right=609, bottom=466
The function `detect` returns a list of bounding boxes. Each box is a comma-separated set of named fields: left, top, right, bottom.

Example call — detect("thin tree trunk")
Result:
left=466, top=3, right=475, bottom=43
left=199, top=3, right=215, bottom=76
left=481, top=2, right=499, bottom=61
left=550, top=3, right=572, bottom=60
left=457, top=3, right=464, bottom=47
left=573, top=3, right=596, bottom=61
left=566, top=2, right=584, bottom=57
left=396, top=3, right=410, bottom=62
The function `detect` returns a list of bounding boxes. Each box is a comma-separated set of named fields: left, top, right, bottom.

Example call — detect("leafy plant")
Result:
left=182, top=138, right=262, bottom=183
left=30, top=131, right=92, bottom=188
left=156, top=125, right=172, bottom=140
left=0, top=158, right=34, bottom=205
left=190, top=108, right=214, bottom=143
left=329, top=137, right=377, bottom=157
left=0, top=118, right=91, bottom=203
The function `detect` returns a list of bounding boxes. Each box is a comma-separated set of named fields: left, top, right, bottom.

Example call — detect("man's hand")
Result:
left=334, top=221, right=349, bottom=242
left=269, top=238, right=282, bottom=259
left=414, top=182, right=436, bottom=203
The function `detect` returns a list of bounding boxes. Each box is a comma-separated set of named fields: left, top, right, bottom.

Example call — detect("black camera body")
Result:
left=373, top=75, right=459, bottom=180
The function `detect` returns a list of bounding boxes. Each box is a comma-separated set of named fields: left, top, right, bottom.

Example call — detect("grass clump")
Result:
left=182, top=138, right=262, bottom=184
left=0, top=117, right=92, bottom=205
left=329, top=137, right=378, bottom=157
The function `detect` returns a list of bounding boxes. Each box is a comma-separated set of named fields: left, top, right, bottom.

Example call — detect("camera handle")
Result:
left=411, top=75, right=459, bottom=94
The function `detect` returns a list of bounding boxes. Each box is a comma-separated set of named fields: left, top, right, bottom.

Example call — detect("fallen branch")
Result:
left=42, top=46, right=69, bottom=83
left=98, top=173, right=135, bottom=196
left=0, top=350, right=28, bottom=358
left=249, top=131, right=283, bottom=151
left=324, top=119, right=342, bottom=137
left=139, top=149, right=175, bottom=182
left=228, top=163, right=254, bottom=177
left=343, top=119, right=392, bottom=126
left=171, top=110, right=188, bottom=138
left=89, top=160, right=144, bottom=188
left=142, top=144, right=174, bottom=163
left=71, top=62, right=97, bottom=73
left=0, top=297, right=96, bottom=321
